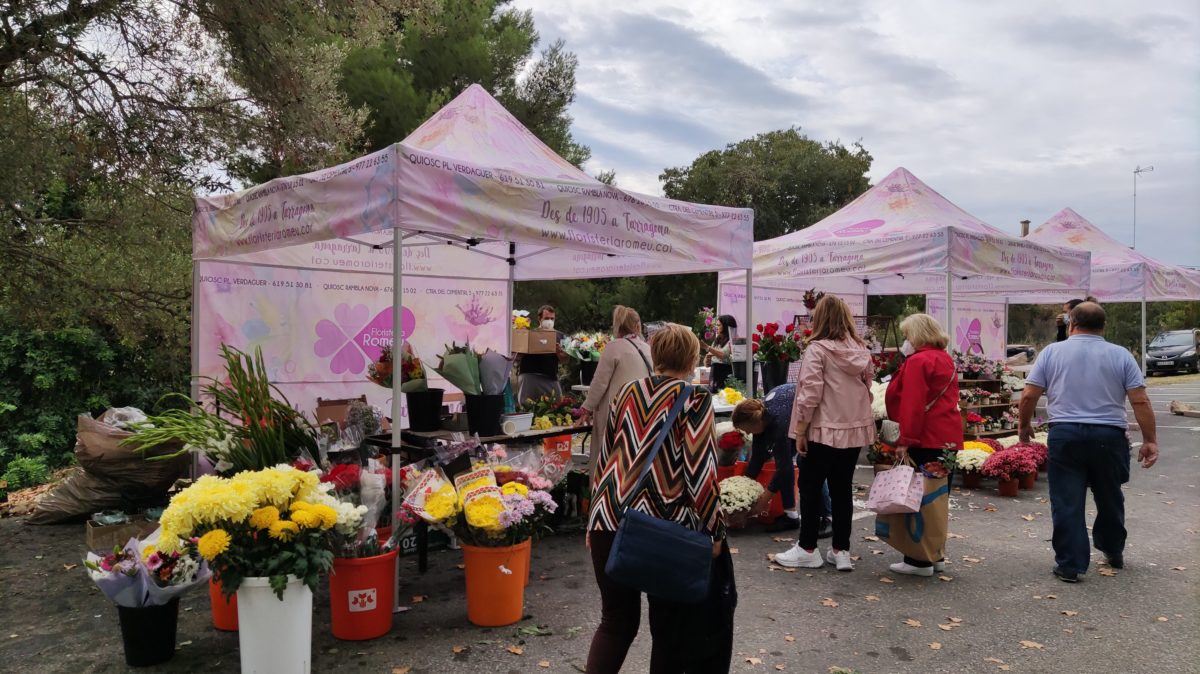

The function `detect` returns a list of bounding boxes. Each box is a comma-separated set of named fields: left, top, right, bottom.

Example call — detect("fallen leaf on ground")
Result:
left=879, top=577, right=895, bottom=584
left=1171, top=566, right=1186, bottom=571
left=929, top=642, right=943, bottom=650
left=947, top=532, right=965, bottom=539
left=775, top=665, right=785, bottom=671
left=1099, top=568, right=1118, bottom=577
left=411, top=595, right=427, bottom=603
left=984, top=506, right=997, bottom=512
left=999, top=666, right=1011, bottom=672
left=863, top=535, right=880, bottom=542
left=1156, top=616, right=1169, bottom=622
left=865, top=595, right=881, bottom=602
left=452, top=645, right=468, bottom=654
left=1020, top=640, right=1044, bottom=649
left=456, top=564, right=466, bottom=570
left=984, top=658, right=1005, bottom=664
left=962, top=556, right=982, bottom=563
left=821, top=597, right=839, bottom=608
left=1046, top=594, right=1057, bottom=599
left=903, top=619, right=922, bottom=628
left=392, top=668, right=412, bottom=674
left=62, top=564, right=77, bottom=571
left=772, top=537, right=792, bottom=543
left=1061, top=610, right=1079, bottom=617
left=939, top=575, right=954, bottom=582
left=538, top=661, right=551, bottom=668
left=938, top=624, right=956, bottom=631
left=1021, top=514, right=1036, bottom=521
left=766, top=554, right=777, bottom=562
left=746, top=657, right=763, bottom=665
left=729, top=548, right=739, bottom=555
left=871, top=550, right=885, bottom=555
left=949, top=617, right=963, bottom=623
left=506, top=645, right=524, bottom=655
left=784, top=635, right=796, bottom=642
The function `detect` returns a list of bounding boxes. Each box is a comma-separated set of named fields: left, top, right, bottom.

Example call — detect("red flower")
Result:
left=752, top=333, right=761, bottom=343
left=803, top=328, right=813, bottom=337
left=785, top=323, right=795, bottom=333
left=756, top=324, right=764, bottom=332
left=321, top=463, right=362, bottom=491
left=792, top=333, right=802, bottom=341
left=751, top=343, right=759, bottom=353
left=765, top=323, right=779, bottom=336
left=773, top=334, right=783, bottom=343
left=717, top=431, right=745, bottom=450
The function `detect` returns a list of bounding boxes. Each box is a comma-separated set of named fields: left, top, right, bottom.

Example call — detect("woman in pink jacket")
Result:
left=773, top=296, right=875, bottom=572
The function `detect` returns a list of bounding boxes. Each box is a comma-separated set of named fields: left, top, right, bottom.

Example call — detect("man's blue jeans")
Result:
left=1047, top=423, right=1131, bottom=575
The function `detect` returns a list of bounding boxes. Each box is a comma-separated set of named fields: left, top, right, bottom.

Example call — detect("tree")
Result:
left=661, top=128, right=873, bottom=242
left=339, top=0, right=590, bottom=164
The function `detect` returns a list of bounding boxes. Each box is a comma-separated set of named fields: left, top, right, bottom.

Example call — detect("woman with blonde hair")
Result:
left=773, top=295, right=875, bottom=572
left=579, top=305, right=654, bottom=475
left=884, top=313, right=962, bottom=577
left=587, top=323, right=733, bottom=673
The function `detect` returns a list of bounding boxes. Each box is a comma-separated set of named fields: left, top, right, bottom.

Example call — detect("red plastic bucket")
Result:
left=208, top=577, right=238, bottom=631
left=462, top=540, right=529, bottom=626
left=329, top=549, right=398, bottom=641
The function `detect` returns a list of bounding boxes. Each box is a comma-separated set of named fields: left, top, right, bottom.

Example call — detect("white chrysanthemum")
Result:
left=718, top=476, right=765, bottom=514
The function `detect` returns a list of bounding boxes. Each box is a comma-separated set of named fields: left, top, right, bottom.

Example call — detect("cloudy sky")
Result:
left=513, top=0, right=1200, bottom=267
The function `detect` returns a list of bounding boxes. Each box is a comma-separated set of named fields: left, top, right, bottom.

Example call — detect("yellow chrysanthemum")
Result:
left=458, top=478, right=495, bottom=505
left=424, top=485, right=460, bottom=522
left=290, top=501, right=313, bottom=512
left=501, top=481, right=528, bottom=497
left=309, top=504, right=338, bottom=529
left=962, top=441, right=996, bottom=454
left=140, top=545, right=157, bottom=561
left=249, top=505, right=281, bottom=530
left=197, top=529, right=232, bottom=561
left=290, top=509, right=322, bottom=529
left=268, top=520, right=300, bottom=541
left=464, top=494, right=505, bottom=532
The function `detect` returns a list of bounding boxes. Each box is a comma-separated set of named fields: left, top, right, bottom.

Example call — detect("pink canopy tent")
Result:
left=1025, top=207, right=1200, bottom=370
left=718, top=168, right=1091, bottom=347
left=192, top=85, right=753, bottom=599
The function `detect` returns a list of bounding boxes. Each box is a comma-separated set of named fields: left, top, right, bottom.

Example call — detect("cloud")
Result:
left=514, top=0, right=1200, bottom=266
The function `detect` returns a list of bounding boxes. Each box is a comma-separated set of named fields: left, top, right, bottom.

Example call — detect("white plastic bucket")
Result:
left=236, top=575, right=313, bottom=673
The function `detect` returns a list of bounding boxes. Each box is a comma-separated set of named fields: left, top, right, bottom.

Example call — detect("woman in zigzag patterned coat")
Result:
left=586, top=323, right=734, bottom=674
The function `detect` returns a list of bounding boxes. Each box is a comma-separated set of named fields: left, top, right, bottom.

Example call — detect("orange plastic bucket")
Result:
left=208, top=577, right=238, bottom=631
left=462, top=540, right=530, bottom=626
left=521, top=541, right=532, bottom=587
left=329, top=549, right=398, bottom=641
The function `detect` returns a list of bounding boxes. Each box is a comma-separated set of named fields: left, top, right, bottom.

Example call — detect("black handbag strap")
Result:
left=628, top=382, right=694, bottom=503
left=628, top=336, right=653, bottom=376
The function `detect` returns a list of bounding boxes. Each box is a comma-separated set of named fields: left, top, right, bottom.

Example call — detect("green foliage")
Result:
left=1009, top=301, right=1200, bottom=357
left=1, top=456, right=51, bottom=490
left=0, top=315, right=187, bottom=473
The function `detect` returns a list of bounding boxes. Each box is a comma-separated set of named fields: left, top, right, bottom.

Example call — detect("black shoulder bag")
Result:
left=605, top=384, right=714, bottom=604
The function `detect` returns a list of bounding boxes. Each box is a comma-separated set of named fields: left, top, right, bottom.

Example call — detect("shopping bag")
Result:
left=874, top=472, right=950, bottom=563
left=866, top=463, right=923, bottom=514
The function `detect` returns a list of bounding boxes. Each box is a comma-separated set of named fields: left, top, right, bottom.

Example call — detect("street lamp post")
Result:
left=1133, top=165, right=1153, bottom=250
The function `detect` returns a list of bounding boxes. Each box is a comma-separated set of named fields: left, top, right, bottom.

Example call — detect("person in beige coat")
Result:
left=577, top=305, right=654, bottom=475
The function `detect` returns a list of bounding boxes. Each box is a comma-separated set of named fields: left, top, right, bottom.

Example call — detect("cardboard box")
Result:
left=512, top=329, right=558, bottom=354
left=86, top=517, right=159, bottom=551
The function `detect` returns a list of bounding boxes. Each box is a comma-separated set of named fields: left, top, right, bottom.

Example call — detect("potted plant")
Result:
left=955, top=445, right=992, bottom=489
left=402, top=461, right=556, bottom=627
left=371, top=343, right=442, bottom=432
left=85, top=537, right=209, bottom=667
left=563, top=332, right=608, bottom=385
left=1011, top=442, right=1049, bottom=484
left=980, top=449, right=1037, bottom=497
left=714, top=422, right=748, bottom=478
left=752, top=322, right=804, bottom=393
left=965, top=412, right=985, bottom=435
left=718, top=475, right=765, bottom=529
left=155, top=466, right=351, bottom=673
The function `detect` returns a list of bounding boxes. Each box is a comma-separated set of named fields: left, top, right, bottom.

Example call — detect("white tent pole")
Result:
left=944, top=235, right=954, bottom=348
left=744, top=271, right=754, bottom=394
left=1141, top=292, right=1147, bottom=375
left=189, top=263, right=200, bottom=480
left=507, top=243, right=515, bottom=357
left=1003, top=299, right=1010, bottom=360
left=390, top=226, right=403, bottom=612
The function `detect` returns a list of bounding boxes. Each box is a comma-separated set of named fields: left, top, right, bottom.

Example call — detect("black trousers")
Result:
left=798, top=442, right=861, bottom=551
left=587, top=532, right=736, bottom=673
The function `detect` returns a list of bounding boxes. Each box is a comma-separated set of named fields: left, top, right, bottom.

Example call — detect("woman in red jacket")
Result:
left=884, top=313, right=963, bottom=577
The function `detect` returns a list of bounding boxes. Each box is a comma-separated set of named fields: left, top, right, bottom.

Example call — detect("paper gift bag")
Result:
left=874, top=470, right=950, bottom=564
left=866, top=464, right=923, bottom=514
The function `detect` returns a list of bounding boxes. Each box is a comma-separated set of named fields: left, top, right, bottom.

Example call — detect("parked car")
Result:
left=1145, top=329, right=1200, bottom=375
left=1007, top=344, right=1036, bottom=361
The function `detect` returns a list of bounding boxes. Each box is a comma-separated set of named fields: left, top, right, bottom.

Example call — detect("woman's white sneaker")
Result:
left=774, top=544, right=825, bottom=568
left=826, top=549, right=854, bottom=572
left=933, top=560, right=946, bottom=573
left=889, top=561, right=934, bottom=577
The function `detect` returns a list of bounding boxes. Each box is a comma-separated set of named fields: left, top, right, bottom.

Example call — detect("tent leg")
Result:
left=745, top=271, right=754, bottom=395
left=944, top=271, right=954, bottom=349
left=507, top=243, right=515, bottom=357
left=1003, top=299, right=1010, bottom=361
left=391, top=227, right=404, bottom=611
left=1141, top=295, right=1147, bottom=375
left=190, top=263, right=200, bottom=480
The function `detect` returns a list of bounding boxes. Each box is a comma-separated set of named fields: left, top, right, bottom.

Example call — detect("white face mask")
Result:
left=540, top=319, right=555, bottom=330
left=900, top=340, right=916, bottom=357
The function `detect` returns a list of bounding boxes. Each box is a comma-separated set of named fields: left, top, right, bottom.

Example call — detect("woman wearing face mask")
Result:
left=883, top=313, right=963, bottom=577
left=517, top=304, right=569, bottom=403
left=578, top=305, right=654, bottom=476
left=703, top=315, right=738, bottom=391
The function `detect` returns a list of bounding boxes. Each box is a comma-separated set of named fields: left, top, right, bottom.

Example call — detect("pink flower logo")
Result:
left=314, top=304, right=415, bottom=374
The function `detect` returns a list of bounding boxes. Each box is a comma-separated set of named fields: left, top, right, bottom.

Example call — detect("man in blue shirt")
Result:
left=1019, top=302, right=1159, bottom=583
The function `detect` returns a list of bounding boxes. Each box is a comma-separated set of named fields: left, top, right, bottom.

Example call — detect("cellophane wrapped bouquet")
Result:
left=85, top=531, right=210, bottom=607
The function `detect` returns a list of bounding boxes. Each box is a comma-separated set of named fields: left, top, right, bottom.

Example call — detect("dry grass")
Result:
left=1147, top=373, right=1200, bottom=387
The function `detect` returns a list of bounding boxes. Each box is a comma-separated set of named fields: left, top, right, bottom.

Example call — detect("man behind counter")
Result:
left=517, top=304, right=569, bottom=402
